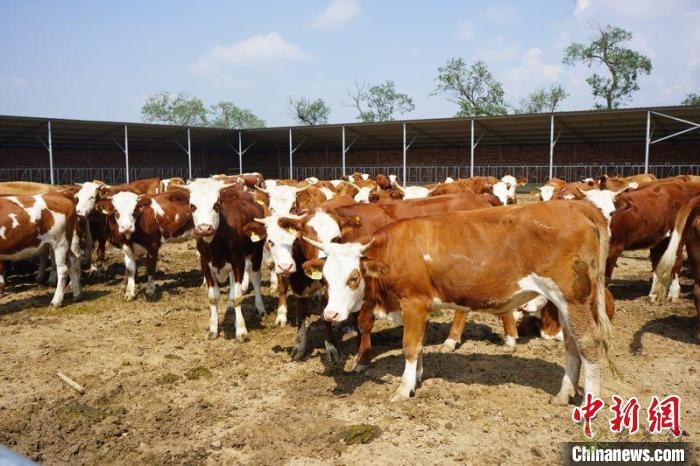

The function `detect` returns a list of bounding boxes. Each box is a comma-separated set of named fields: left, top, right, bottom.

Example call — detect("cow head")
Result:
left=302, top=238, right=388, bottom=323
left=96, top=191, right=142, bottom=237
left=75, top=181, right=102, bottom=216
left=353, top=186, right=374, bottom=203
left=257, top=185, right=309, bottom=215
left=580, top=187, right=625, bottom=220
left=537, top=185, right=557, bottom=201
left=186, top=178, right=227, bottom=241
left=388, top=174, right=398, bottom=186
left=252, top=214, right=304, bottom=274
left=491, top=181, right=511, bottom=206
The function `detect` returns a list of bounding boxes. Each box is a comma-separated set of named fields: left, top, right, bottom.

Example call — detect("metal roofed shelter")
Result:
left=0, top=105, right=698, bottom=184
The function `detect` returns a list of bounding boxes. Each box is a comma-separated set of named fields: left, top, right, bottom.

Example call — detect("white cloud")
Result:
left=483, top=5, right=518, bottom=23
left=501, top=48, right=564, bottom=104
left=309, top=0, right=361, bottom=31
left=574, top=0, right=591, bottom=16
left=457, top=20, right=475, bottom=40
left=191, top=33, right=309, bottom=77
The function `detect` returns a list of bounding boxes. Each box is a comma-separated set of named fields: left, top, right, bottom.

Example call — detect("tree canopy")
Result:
left=563, top=25, right=652, bottom=110
left=289, top=97, right=331, bottom=125
left=432, top=58, right=508, bottom=117
left=348, top=80, right=415, bottom=122
left=141, top=92, right=265, bottom=128
left=515, top=84, right=569, bottom=114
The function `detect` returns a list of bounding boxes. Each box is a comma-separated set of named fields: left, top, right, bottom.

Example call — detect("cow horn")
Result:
left=254, top=217, right=266, bottom=224
left=360, top=238, right=376, bottom=254
left=254, top=186, right=269, bottom=194
left=395, top=185, right=405, bottom=194
left=427, top=186, right=439, bottom=195
left=302, top=236, right=326, bottom=252
left=296, top=185, right=311, bottom=193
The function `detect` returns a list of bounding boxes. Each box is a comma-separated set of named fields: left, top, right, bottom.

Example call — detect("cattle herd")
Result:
left=1, top=170, right=699, bottom=404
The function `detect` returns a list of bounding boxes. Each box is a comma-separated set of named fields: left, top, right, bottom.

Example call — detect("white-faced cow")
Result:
left=302, top=200, right=615, bottom=402
left=95, top=189, right=194, bottom=300
left=187, top=178, right=266, bottom=340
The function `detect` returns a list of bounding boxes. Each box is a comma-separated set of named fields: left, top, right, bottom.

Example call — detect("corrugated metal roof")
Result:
left=1, top=105, right=698, bottom=152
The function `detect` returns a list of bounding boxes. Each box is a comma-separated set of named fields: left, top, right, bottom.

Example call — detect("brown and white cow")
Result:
left=302, top=200, right=615, bottom=401
left=186, top=178, right=266, bottom=340
left=95, top=189, right=194, bottom=300
left=537, top=178, right=568, bottom=201
left=0, top=193, right=81, bottom=306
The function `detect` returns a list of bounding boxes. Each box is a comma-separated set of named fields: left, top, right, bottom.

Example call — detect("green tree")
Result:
left=516, top=84, right=569, bottom=114
left=141, top=91, right=208, bottom=126
left=289, top=97, right=330, bottom=125
left=681, top=93, right=700, bottom=106
left=563, top=25, right=652, bottom=110
left=432, top=58, right=507, bottom=117
left=209, top=101, right=265, bottom=129
left=348, top=80, right=415, bottom=122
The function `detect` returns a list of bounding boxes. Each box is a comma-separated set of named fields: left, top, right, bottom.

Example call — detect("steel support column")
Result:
left=187, top=128, right=192, bottom=179
left=342, top=126, right=346, bottom=177
left=47, top=120, right=54, bottom=185
left=402, top=123, right=407, bottom=187
left=289, top=128, right=293, bottom=176
left=124, top=125, right=129, bottom=183
left=549, top=114, right=555, bottom=180
left=238, top=131, right=243, bottom=174
left=470, top=119, right=474, bottom=177
left=644, top=110, right=651, bottom=172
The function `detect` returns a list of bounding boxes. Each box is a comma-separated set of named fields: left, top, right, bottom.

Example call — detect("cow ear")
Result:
left=95, top=200, right=112, bottom=215
left=361, top=259, right=389, bottom=278
left=516, top=176, right=527, bottom=186
left=243, top=222, right=266, bottom=242
left=302, top=259, right=326, bottom=280
left=277, top=216, right=303, bottom=236
left=136, top=195, right=151, bottom=210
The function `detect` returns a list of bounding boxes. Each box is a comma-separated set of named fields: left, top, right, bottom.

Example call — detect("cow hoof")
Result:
left=669, top=297, right=679, bottom=304
left=648, top=294, right=658, bottom=304
left=290, top=344, right=306, bottom=361
left=351, top=361, right=367, bottom=373
left=72, top=292, right=82, bottom=301
left=550, top=393, right=571, bottom=406
left=206, top=330, right=218, bottom=340
left=49, top=300, right=62, bottom=308
left=389, top=386, right=412, bottom=402
left=325, top=346, right=340, bottom=364
left=441, top=338, right=457, bottom=352
left=236, top=331, right=249, bottom=342
left=275, top=314, right=287, bottom=327
left=124, top=293, right=136, bottom=301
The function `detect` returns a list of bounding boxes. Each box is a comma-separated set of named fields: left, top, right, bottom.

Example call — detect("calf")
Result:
left=95, top=189, right=194, bottom=300
left=537, top=178, right=567, bottom=201
left=187, top=178, right=266, bottom=340
left=0, top=193, right=81, bottom=306
left=302, top=200, right=615, bottom=401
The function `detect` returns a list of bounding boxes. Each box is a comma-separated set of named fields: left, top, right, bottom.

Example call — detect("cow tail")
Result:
left=595, top=216, right=619, bottom=379
left=652, top=195, right=700, bottom=300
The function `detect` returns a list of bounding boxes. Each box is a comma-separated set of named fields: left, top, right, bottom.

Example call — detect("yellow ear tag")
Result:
left=309, top=270, right=323, bottom=280
left=286, top=228, right=297, bottom=236
left=256, top=199, right=265, bottom=206
left=100, top=208, right=109, bottom=215
left=250, top=233, right=261, bottom=242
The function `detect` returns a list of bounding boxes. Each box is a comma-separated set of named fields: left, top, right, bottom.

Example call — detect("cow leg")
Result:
left=688, top=245, right=700, bottom=339
left=145, top=250, right=158, bottom=298
left=539, top=302, right=563, bottom=341
left=240, top=258, right=252, bottom=294
left=275, top=274, right=289, bottom=326
left=207, top=281, right=221, bottom=339
left=351, top=301, right=375, bottom=372
left=229, top=259, right=249, bottom=341
left=390, top=298, right=429, bottom=401
left=36, top=244, right=49, bottom=284
left=0, top=261, right=6, bottom=298
left=251, top=268, right=265, bottom=318
left=551, top=321, right=581, bottom=406
left=321, top=294, right=340, bottom=363
left=81, top=218, right=94, bottom=268
left=290, top=297, right=309, bottom=361
left=442, top=310, right=468, bottom=352
left=49, top=240, right=70, bottom=307
left=122, top=246, right=137, bottom=301
left=668, top=243, right=684, bottom=303
left=605, top=245, right=623, bottom=285
left=500, top=311, right=518, bottom=348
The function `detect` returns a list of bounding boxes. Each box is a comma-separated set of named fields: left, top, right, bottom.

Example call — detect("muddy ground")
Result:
left=0, top=195, right=698, bottom=465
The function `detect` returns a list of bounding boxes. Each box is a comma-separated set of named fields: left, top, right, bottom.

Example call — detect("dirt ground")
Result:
left=1, top=195, right=698, bottom=465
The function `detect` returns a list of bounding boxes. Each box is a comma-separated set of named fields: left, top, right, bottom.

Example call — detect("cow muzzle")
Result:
left=275, top=263, right=296, bottom=274
left=194, top=224, right=215, bottom=237
left=323, top=309, right=343, bottom=323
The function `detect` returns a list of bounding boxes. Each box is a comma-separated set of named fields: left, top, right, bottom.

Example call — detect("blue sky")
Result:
left=1, top=0, right=698, bottom=126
